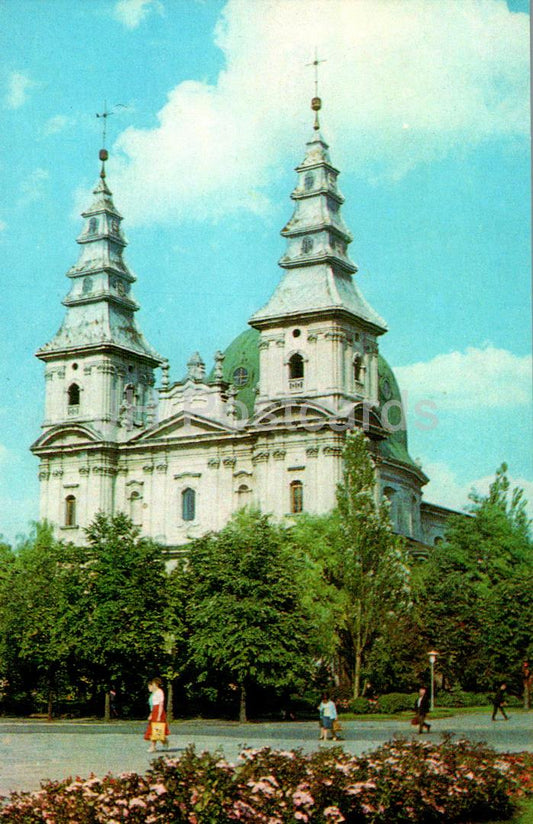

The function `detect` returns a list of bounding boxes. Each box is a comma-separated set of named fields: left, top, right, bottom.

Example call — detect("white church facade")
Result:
left=31, top=97, right=452, bottom=556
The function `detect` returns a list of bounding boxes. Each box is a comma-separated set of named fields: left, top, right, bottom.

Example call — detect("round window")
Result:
left=382, top=379, right=393, bottom=400
left=233, top=367, right=249, bottom=387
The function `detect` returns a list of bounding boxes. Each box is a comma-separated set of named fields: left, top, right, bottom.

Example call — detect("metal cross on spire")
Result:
left=306, top=49, right=326, bottom=130
left=95, top=102, right=128, bottom=176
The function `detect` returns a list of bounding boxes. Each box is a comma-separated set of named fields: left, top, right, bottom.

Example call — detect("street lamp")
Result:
left=428, top=651, right=438, bottom=711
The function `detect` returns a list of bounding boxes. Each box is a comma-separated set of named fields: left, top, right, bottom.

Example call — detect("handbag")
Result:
left=410, top=715, right=420, bottom=726
left=151, top=721, right=167, bottom=742
left=332, top=719, right=342, bottom=733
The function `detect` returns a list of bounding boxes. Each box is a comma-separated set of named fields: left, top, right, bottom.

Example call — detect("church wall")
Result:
left=256, top=317, right=379, bottom=415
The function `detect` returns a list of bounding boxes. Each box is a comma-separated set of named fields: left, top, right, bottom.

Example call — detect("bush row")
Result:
left=1, top=738, right=532, bottom=823
left=334, top=690, right=524, bottom=715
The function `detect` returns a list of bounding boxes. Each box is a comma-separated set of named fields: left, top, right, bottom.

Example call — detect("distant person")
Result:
left=414, top=686, right=431, bottom=734
left=522, top=661, right=531, bottom=710
left=144, top=677, right=170, bottom=752
left=491, top=683, right=509, bottom=721
left=363, top=681, right=378, bottom=708
left=109, top=687, right=118, bottom=718
left=318, top=693, right=338, bottom=741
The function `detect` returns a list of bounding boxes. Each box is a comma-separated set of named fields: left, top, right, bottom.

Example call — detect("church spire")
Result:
left=250, top=85, right=385, bottom=332
left=37, top=147, right=162, bottom=364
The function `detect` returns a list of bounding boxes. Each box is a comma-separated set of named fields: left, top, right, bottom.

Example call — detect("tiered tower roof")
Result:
left=250, top=96, right=386, bottom=333
left=37, top=151, right=162, bottom=365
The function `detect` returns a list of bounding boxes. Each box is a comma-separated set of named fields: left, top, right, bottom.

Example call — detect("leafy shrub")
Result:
left=375, top=692, right=416, bottom=713
left=437, top=690, right=489, bottom=708
left=349, top=696, right=371, bottom=714
left=1, top=740, right=531, bottom=823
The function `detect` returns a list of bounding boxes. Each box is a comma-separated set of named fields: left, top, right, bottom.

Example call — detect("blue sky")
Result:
left=0, top=0, right=531, bottom=542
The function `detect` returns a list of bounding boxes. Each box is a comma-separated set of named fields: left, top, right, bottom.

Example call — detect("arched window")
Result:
left=65, top=495, right=76, bottom=527
left=130, top=490, right=142, bottom=525
left=290, top=481, right=303, bottom=514
left=354, top=355, right=363, bottom=383
left=88, top=217, right=97, bottom=234
left=182, top=487, right=196, bottom=522
left=124, top=384, right=135, bottom=405
left=301, top=236, right=314, bottom=254
left=237, top=484, right=251, bottom=506
left=384, top=487, right=398, bottom=531
left=304, top=172, right=314, bottom=190
left=289, top=353, right=304, bottom=380
left=68, top=383, right=80, bottom=406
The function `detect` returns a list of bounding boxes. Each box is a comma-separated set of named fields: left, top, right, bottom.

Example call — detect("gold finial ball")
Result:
left=311, top=96, right=322, bottom=112
left=99, top=148, right=109, bottom=162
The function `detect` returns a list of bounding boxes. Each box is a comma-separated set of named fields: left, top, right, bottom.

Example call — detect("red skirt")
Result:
left=144, top=706, right=170, bottom=740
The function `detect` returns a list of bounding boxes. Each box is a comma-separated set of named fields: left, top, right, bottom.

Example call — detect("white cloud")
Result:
left=5, top=71, right=37, bottom=109
left=19, top=168, right=50, bottom=206
left=422, top=458, right=533, bottom=519
left=104, top=0, right=529, bottom=225
left=114, top=0, right=163, bottom=29
left=42, top=115, right=72, bottom=136
left=394, top=346, right=532, bottom=410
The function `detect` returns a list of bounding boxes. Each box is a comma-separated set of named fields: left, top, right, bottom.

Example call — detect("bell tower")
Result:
left=32, top=148, right=163, bottom=536
left=250, top=89, right=387, bottom=415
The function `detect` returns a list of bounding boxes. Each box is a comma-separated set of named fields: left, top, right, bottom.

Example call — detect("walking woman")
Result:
left=144, top=677, right=170, bottom=753
left=318, top=692, right=338, bottom=741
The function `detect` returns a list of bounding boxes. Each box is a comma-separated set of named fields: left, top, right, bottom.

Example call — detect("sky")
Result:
left=0, top=0, right=531, bottom=543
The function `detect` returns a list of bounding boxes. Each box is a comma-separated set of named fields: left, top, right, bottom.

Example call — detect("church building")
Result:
left=31, top=94, right=452, bottom=556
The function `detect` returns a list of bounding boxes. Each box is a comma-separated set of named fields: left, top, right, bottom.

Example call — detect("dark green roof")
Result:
left=210, top=328, right=417, bottom=471
left=376, top=353, right=417, bottom=470
left=208, top=328, right=260, bottom=417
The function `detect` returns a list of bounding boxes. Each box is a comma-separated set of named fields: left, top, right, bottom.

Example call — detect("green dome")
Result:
left=211, top=329, right=417, bottom=471
left=377, top=353, right=417, bottom=469
left=208, top=328, right=260, bottom=417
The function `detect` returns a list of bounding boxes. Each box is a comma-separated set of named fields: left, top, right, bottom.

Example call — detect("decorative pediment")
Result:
left=31, top=423, right=101, bottom=451
left=130, top=410, right=238, bottom=442
left=252, top=400, right=333, bottom=429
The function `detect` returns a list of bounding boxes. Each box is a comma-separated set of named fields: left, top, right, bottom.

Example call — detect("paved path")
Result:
left=1, top=712, right=531, bottom=798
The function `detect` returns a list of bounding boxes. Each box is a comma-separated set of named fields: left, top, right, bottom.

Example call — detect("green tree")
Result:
left=77, top=512, right=169, bottom=719
left=182, top=509, right=312, bottom=722
left=290, top=433, right=411, bottom=698
left=0, top=523, right=83, bottom=718
left=415, top=464, right=532, bottom=691
left=334, top=432, right=411, bottom=698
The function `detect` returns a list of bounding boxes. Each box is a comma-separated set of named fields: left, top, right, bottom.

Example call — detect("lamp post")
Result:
left=428, top=651, right=438, bottom=711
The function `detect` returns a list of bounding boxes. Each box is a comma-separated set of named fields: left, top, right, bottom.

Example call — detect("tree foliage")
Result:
left=415, top=463, right=532, bottom=692
left=181, top=509, right=312, bottom=721
left=76, top=512, right=170, bottom=715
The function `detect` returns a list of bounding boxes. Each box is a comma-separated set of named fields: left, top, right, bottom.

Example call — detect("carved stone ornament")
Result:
left=222, top=457, right=237, bottom=468
left=208, top=458, right=221, bottom=468
left=323, top=446, right=343, bottom=456
left=251, top=451, right=269, bottom=464
left=273, top=449, right=286, bottom=461
left=142, top=464, right=155, bottom=473
left=306, top=446, right=319, bottom=458
left=79, top=466, right=91, bottom=475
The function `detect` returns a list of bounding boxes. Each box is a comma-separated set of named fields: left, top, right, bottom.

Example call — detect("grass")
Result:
left=341, top=706, right=528, bottom=722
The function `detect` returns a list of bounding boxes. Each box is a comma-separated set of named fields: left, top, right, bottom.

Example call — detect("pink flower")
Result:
left=292, top=789, right=314, bottom=807
left=324, top=807, right=346, bottom=823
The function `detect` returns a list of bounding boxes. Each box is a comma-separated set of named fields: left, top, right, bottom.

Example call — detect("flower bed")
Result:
left=1, top=737, right=531, bottom=823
